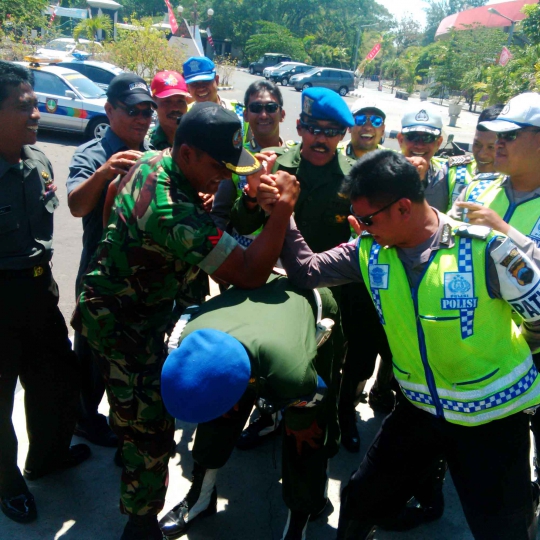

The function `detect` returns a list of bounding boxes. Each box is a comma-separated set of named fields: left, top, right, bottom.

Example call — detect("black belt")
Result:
left=0, top=265, right=49, bottom=278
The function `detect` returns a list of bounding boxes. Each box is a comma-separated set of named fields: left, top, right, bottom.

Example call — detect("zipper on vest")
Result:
left=411, top=251, right=444, bottom=418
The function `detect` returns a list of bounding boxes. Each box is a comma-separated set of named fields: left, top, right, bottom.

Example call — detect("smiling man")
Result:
left=398, top=104, right=475, bottom=212
left=66, top=73, right=156, bottom=451
left=472, top=104, right=504, bottom=175
left=0, top=61, right=89, bottom=525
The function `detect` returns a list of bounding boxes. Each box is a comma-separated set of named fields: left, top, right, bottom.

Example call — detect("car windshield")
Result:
left=301, top=68, right=319, bottom=76
left=44, top=40, right=74, bottom=52
left=63, top=72, right=105, bottom=99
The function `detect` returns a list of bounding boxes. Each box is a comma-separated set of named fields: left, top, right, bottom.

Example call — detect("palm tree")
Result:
left=73, top=14, right=113, bottom=45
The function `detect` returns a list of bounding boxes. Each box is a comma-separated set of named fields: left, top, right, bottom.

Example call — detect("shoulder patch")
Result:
left=454, top=223, right=492, bottom=240
left=448, top=154, right=474, bottom=167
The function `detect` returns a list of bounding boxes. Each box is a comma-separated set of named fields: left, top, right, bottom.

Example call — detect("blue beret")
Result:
left=301, top=87, right=354, bottom=127
left=161, top=329, right=251, bottom=424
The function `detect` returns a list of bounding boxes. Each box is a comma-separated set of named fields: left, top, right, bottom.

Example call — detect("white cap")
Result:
left=479, top=92, right=540, bottom=132
left=401, top=105, right=442, bottom=136
left=350, top=99, right=386, bottom=119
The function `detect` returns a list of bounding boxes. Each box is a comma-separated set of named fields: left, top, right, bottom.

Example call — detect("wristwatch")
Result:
left=242, top=188, right=257, bottom=203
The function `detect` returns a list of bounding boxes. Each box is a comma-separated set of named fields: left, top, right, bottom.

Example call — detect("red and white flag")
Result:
left=206, top=27, right=215, bottom=49
left=163, top=0, right=178, bottom=34
left=49, top=1, right=60, bottom=27
left=498, top=46, right=513, bottom=66
left=366, top=43, right=381, bottom=62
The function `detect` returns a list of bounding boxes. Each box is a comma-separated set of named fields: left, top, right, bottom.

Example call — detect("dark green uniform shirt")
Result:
left=148, top=124, right=170, bottom=151
left=0, top=146, right=58, bottom=270
left=230, top=143, right=356, bottom=253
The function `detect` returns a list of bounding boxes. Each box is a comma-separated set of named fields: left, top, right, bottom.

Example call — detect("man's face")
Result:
left=187, top=76, right=219, bottom=103
left=244, top=90, right=284, bottom=142
left=350, top=196, right=403, bottom=247
left=397, top=131, right=443, bottom=163
left=472, top=129, right=497, bottom=173
left=297, top=117, right=346, bottom=167
left=494, top=127, right=540, bottom=177
left=106, top=100, right=153, bottom=147
left=181, top=147, right=232, bottom=194
left=350, top=109, right=385, bottom=153
left=0, top=83, right=40, bottom=155
left=155, top=94, right=189, bottom=133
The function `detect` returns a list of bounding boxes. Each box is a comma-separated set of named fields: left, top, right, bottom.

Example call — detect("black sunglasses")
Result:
left=247, top=102, right=280, bottom=114
left=496, top=128, right=540, bottom=142
left=354, top=114, right=384, bottom=127
left=299, top=120, right=346, bottom=138
left=116, top=104, right=154, bottom=118
left=403, top=132, right=439, bottom=144
left=350, top=198, right=401, bottom=227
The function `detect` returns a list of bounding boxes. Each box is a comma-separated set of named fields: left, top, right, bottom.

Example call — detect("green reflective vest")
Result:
left=358, top=222, right=540, bottom=426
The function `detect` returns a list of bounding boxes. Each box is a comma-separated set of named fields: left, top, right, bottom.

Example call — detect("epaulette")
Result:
left=448, top=154, right=474, bottom=167
left=474, top=172, right=503, bottom=181
left=284, top=139, right=298, bottom=148
left=454, top=223, right=492, bottom=240
left=263, top=145, right=288, bottom=154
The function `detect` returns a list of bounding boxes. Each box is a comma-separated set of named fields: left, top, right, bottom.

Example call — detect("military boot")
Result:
left=120, top=514, right=165, bottom=540
left=159, top=463, right=217, bottom=538
left=336, top=484, right=377, bottom=540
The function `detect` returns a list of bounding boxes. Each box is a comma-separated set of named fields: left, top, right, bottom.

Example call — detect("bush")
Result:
left=214, top=54, right=237, bottom=86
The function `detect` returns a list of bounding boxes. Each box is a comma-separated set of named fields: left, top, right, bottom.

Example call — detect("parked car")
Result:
left=290, top=67, right=354, bottom=96
left=57, top=57, right=124, bottom=90
left=270, top=63, right=312, bottom=86
left=249, top=53, right=292, bottom=75
left=264, top=62, right=305, bottom=80
left=17, top=59, right=109, bottom=139
left=36, top=38, right=103, bottom=59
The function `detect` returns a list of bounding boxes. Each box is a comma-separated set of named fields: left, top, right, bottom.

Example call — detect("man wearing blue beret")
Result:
left=158, top=275, right=344, bottom=540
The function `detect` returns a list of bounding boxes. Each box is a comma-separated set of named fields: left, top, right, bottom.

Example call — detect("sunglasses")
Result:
left=299, top=120, right=347, bottom=138
left=350, top=198, right=401, bottom=227
left=496, top=128, right=540, bottom=142
left=247, top=102, right=280, bottom=114
left=403, top=132, right=439, bottom=144
left=354, top=114, right=384, bottom=128
left=116, top=104, right=154, bottom=118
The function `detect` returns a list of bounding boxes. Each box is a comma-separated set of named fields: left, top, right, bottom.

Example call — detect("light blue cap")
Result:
left=183, top=56, right=216, bottom=83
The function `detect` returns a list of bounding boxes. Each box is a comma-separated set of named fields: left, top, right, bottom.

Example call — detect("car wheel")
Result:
left=338, top=86, right=348, bottom=96
left=86, top=116, right=110, bottom=140
left=295, top=87, right=301, bottom=92
left=302, top=83, right=312, bottom=91
left=281, top=77, right=288, bottom=86
left=249, top=66, right=255, bottom=75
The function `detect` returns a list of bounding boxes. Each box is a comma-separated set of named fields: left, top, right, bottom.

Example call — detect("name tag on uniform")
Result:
left=369, top=264, right=389, bottom=289
left=441, top=272, right=478, bottom=310
left=0, top=205, right=11, bottom=216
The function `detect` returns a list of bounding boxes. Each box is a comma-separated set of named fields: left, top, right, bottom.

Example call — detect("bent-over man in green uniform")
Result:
left=71, top=103, right=300, bottom=540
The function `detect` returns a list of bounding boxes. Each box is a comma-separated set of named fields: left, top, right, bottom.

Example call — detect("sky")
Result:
left=376, top=0, right=513, bottom=28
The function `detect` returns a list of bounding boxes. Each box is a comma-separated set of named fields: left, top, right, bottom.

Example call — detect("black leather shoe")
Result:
left=23, top=444, right=91, bottom=480
left=75, top=416, right=118, bottom=447
left=0, top=493, right=37, bottom=523
left=121, top=515, right=166, bottom=540
left=236, top=413, right=281, bottom=450
left=159, top=486, right=217, bottom=538
left=368, top=389, right=395, bottom=414
left=339, top=412, right=360, bottom=453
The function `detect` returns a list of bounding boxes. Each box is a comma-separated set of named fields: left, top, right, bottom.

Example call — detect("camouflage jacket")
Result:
left=72, top=149, right=237, bottom=351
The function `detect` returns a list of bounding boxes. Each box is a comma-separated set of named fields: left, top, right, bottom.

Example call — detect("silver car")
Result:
left=290, top=67, right=355, bottom=96
left=57, top=58, right=124, bottom=90
left=17, top=61, right=109, bottom=140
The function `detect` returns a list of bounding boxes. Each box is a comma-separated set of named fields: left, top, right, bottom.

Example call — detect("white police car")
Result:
left=36, top=38, right=103, bottom=59
left=17, top=58, right=109, bottom=140
left=57, top=55, right=124, bottom=90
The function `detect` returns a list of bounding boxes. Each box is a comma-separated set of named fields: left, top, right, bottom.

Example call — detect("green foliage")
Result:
left=0, top=0, right=48, bottom=28
left=73, top=14, right=113, bottom=42
left=214, top=54, right=238, bottom=86
left=101, top=17, right=187, bottom=79
left=522, top=4, right=540, bottom=45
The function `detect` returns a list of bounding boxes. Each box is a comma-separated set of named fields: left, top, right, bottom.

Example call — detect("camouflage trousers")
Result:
left=89, top=329, right=175, bottom=516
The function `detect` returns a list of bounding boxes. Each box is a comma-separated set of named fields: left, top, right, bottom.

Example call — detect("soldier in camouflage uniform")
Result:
left=71, top=102, right=300, bottom=540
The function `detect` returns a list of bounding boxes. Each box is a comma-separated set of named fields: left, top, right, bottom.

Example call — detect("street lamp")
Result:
left=488, top=7, right=516, bottom=46
left=351, top=22, right=378, bottom=72
left=177, top=3, right=214, bottom=39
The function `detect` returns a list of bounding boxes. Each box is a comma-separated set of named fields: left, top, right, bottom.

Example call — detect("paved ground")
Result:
left=2, top=70, right=493, bottom=540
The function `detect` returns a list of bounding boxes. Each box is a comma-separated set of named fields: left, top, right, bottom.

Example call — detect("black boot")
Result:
left=120, top=514, right=165, bottom=540
left=336, top=484, right=376, bottom=540
left=236, top=411, right=282, bottom=450
left=159, top=463, right=217, bottom=538
left=339, top=410, right=360, bottom=453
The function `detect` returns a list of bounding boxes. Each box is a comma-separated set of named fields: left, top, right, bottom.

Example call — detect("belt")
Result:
left=0, top=265, right=49, bottom=278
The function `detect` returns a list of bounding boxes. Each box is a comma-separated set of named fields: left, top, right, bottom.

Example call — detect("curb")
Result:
left=217, top=86, right=234, bottom=91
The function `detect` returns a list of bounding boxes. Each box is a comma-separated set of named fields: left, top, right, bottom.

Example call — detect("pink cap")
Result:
left=151, top=71, right=192, bottom=101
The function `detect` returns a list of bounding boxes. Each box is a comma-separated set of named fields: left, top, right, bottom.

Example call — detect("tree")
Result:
left=0, top=0, right=48, bottom=27
left=102, top=17, right=188, bottom=79
left=73, top=14, right=113, bottom=42
left=522, top=3, right=540, bottom=46
left=245, top=21, right=308, bottom=63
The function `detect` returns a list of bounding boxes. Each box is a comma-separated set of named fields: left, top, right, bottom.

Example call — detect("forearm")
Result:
left=68, top=170, right=110, bottom=217
left=210, top=179, right=237, bottom=231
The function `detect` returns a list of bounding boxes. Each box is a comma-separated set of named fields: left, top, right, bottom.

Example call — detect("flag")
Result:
left=366, top=43, right=381, bottom=62
left=206, top=27, right=215, bottom=49
left=49, top=1, right=61, bottom=27
left=163, top=0, right=178, bottom=34
left=498, top=46, right=513, bottom=66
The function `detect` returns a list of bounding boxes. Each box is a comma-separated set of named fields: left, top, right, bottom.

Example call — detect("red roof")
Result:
left=436, top=0, right=537, bottom=38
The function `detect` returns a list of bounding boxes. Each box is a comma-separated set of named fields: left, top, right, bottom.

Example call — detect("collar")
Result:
left=103, top=126, right=153, bottom=154
left=0, top=146, right=40, bottom=179
left=160, top=148, right=200, bottom=201
left=246, top=132, right=284, bottom=153
left=277, top=143, right=354, bottom=174
left=149, top=124, right=170, bottom=150
left=346, top=141, right=384, bottom=159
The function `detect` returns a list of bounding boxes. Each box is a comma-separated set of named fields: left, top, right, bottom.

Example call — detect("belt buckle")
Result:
left=33, top=265, right=44, bottom=278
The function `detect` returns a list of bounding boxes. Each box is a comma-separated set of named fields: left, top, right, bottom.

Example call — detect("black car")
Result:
left=270, top=64, right=313, bottom=86
left=248, top=53, right=292, bottom=75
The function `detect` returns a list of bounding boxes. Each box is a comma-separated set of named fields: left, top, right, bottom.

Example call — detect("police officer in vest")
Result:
left=471, top=104, right=504, bottom=176
left=0, top=61, right=90, bottom=524
left=259, top=150, right=540, bottom=539
left=398, top=104, right=475, bottom=212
